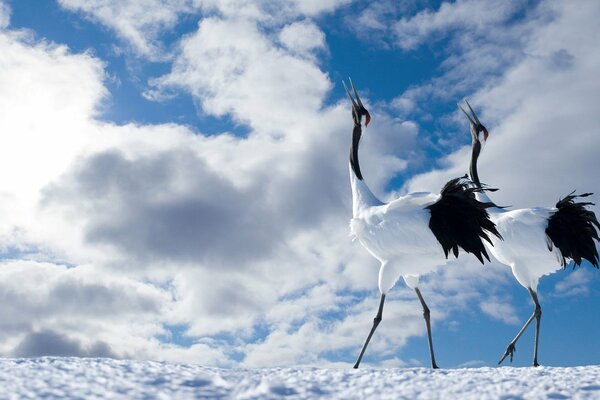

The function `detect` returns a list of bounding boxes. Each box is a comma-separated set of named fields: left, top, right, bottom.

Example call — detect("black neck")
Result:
left=469, top=141, right=482, bottom=187
left=350, top=123, right=363, bottom=180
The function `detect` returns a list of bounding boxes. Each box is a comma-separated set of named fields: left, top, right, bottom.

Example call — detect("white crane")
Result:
left=459, top=100, right=600, bottom=366
left=344, top=79, right=502, bottom=369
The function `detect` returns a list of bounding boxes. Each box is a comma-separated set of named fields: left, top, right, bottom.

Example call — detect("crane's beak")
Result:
left=464, top=99, right=482, bottom=125
left=458, top=101, right=476, bottom=126
left=343, top=78, right=370, bottom=127
left=343, top=79, right=358, bottom=109
left=464, top=100, right=488, bottom=141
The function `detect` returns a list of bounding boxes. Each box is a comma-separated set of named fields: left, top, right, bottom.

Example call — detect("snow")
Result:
left=1, top=358, right=600, bottom=399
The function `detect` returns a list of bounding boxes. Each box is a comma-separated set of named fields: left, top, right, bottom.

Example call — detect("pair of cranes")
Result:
left=343, top=79, right=600, bottom=369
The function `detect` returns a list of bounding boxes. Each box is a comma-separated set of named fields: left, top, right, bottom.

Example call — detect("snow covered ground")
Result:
left=1, top=358, right=599, bottom=399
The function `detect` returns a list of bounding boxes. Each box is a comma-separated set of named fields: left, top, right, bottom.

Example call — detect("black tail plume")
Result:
left=545, top=191, right=600, bottom=268
left=426, top=176, right=503, bottom=264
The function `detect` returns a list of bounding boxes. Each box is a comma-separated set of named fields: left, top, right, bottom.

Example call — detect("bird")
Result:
left=459, top=100, right=600, bottom=366
left=344, top=78, right=502, bottom=369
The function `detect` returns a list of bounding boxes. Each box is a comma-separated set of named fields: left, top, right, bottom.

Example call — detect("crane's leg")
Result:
left=415, top=288, right=439, bottom=369
left=353, top=294, right=386, bottom=369
left=530, top=289, right=542, bottom=367
left=498, top=287, right=542, bottom=366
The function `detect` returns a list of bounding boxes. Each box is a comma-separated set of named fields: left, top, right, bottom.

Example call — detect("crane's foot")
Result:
left=432, top=362, right=439, bottom=369
left=498, top=343, right=516, bottom=365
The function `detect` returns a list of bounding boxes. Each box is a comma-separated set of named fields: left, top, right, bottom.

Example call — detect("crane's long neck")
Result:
left=350, top=123, right=383, bottom=217
left=469, top=141, right=482, bottom=188
left=468, top=140, right=494, bottom=205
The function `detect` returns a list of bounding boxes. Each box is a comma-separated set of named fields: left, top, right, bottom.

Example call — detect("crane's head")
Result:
left=459, top=100, right=488, bottom=148
left=343, top=78, right=371, bottom=127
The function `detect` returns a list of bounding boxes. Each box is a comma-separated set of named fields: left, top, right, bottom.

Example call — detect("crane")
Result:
left=459, top=100, right=600, bottom=366
left=345, top=79, right=502, bottom=369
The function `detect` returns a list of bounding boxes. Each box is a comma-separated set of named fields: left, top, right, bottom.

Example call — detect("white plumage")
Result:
left=486, top=208, right=561, bottom=289
left=350, top=170, right=445, bottom=293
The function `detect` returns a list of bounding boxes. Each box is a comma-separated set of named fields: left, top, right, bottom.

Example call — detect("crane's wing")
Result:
left=546, top=192, right=600, bottom=268
left=426, top=177, right=502, bottom=264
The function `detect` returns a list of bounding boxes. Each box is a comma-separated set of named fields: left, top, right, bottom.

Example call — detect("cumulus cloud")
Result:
left=151, top=17, right=331, bottom=135
left=0, top=260, right=172, bottom=359
left=0, top=3, right=424, bottom=366
left=4, top=0, right=599, bottom=368
left=278, top=20, right=326, bottom=56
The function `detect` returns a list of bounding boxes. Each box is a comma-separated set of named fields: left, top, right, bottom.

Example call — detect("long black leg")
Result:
left=530, top=289, right=542, bottom=367
left=353, top=294, right=386, bottom=369
left=498, top=287, right=542, bottom=366
left=415, top=288, right=439, bottom=369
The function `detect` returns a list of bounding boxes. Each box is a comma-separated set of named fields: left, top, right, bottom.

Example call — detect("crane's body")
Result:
left=460, top=100, right=599, bottom=366
left=344, top=80, right=501, bottom=369
left=350, top=175, right=444, bottom=292
left=484, top=207, right=561, bottom=289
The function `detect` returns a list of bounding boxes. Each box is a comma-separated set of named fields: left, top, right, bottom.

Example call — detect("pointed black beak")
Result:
left=343, top=78, right=371, bottom=127
left=458, top=99, right=481, bottom=126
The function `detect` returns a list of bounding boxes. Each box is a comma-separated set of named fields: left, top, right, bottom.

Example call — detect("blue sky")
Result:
left=0, top=0, right=598, bottom=368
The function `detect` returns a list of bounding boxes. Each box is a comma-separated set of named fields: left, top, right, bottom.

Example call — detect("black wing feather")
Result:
left=545, top=192, right=600, bottom=268
left=426, top=176, right=502, bottom=264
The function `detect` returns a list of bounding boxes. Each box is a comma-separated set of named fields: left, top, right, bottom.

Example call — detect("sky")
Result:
left=0, top=0, right=599, bottom=368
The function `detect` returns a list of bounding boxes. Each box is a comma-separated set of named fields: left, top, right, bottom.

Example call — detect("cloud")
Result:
left=393, top=0, right=524, bottom=51
left=352, top=0, right=545, bottom=137
left=58, top=0, right=193, bottom=58
left=151, top=17, right=331, bottom=135
left=278, top=20, right=326, bottom=57
left=0, top=5, right=425, bottom=366
left=479, top=297, right=520, bottom=325
left=553, top=269, right=592, bottom=297
left=13, top=330, right=115, bottom=358
left=0, top=1, right=9, bottom=29
left=5, top=0, right=598, bottom=368
left=43, top=148, right=282, bottom=267
left=57, top=0, right=350, bottom=58
left=0, top=260, right=171, bottom=358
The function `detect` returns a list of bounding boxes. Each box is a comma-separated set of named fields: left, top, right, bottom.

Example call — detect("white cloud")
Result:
left=0, top=7, right=425, bottom=366
left=553, top=269, right=592, bottom=297
left=278, top=20, right=326, bottom=57
left=0, top=31, right=107, bottom=256
left=0, top=260, right=170, bottom=358
left=479, top=297, right=520, bottom=325
left=151, top=17, right=331, bottom=136
left=58, top=0, right=192, bottom=58
left=394, top=0, right=523, bottom=50
left=57, top=0, right=349, bottom=58
left=0, top=1, right=9, bottom=29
